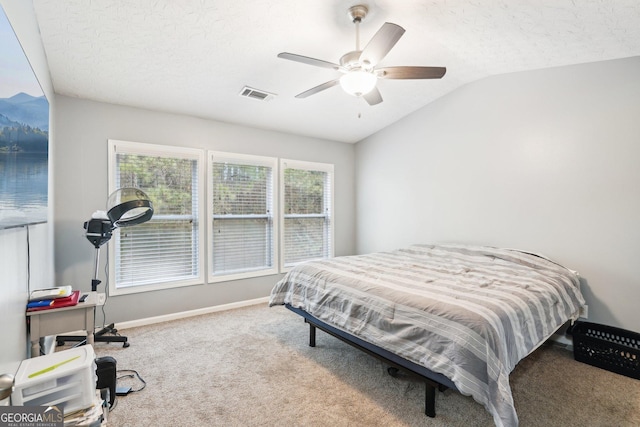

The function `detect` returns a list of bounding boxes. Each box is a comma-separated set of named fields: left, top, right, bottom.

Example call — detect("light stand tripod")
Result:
left=57, top=218, right=129, bottom=348
left=57, top=188, right=154, bottom=349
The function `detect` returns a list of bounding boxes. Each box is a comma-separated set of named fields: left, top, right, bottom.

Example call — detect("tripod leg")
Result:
left=58, top=325, right=129, bottom=348
left=59, top=245, right=131, bottom=349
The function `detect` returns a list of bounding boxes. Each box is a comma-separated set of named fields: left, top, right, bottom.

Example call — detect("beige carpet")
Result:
left=91, top=304, right=640, bottom=426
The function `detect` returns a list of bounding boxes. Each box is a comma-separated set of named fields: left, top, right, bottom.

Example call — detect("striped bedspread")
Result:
left=269, top=244, right=585, bottom=427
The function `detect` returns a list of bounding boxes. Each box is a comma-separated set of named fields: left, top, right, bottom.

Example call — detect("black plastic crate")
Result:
left=571, top=321, right=640, bottom=380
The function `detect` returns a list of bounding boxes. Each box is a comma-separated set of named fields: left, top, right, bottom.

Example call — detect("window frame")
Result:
left=279, top=159, right=334, bottom=273
left=208, top=151, right=279, bottom=282
left=108, top=139, right=206, bottom=296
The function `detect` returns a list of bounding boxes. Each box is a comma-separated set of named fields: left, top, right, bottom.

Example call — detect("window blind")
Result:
left=114, top=153, right=200, bottom=288
left=282, top=164, right=333, bottom=267
left=211, top=159, right=274, bottom=276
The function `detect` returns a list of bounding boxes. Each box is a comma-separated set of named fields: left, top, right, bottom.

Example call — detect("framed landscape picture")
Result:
left=0, top=6, right=49, bottom=229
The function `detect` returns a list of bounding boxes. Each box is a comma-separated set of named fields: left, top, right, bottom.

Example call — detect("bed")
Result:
left=269, top=244, right=586, bottom=427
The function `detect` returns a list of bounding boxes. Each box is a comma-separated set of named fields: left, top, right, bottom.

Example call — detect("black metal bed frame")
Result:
left=286, top=304, right=458, bottom=417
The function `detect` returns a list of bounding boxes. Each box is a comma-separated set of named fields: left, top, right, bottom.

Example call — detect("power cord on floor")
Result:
left=107, top=369, right=146, bottom=412
left=117, top=369, right=147, bottom=394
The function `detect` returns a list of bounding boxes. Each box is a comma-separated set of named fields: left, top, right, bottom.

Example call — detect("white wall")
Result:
left=54, top=95, right=356, bottom=323
left=356, top=56, right=640, bottom=331
left=0, top=224, right=51, bottom=365
left=0, top=0, right=55, bottom=372
left=0, top=227, right=29, bottom=373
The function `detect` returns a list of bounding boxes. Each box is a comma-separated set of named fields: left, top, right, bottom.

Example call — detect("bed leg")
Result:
left=425, top=383, right=436, bottom=418
left=308, top=322, right=316, bottom=347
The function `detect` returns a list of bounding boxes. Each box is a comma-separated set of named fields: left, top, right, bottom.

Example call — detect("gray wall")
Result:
left=355, top=56, right=640, bottom=331
left=54, top=95, right=356, bottom=323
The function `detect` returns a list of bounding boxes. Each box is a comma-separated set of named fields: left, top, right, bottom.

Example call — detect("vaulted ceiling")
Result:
left=32, top=0, right=640, bottom=143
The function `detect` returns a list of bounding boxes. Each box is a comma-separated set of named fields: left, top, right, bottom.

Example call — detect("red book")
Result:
left=27, top=290, right=81, bottom=312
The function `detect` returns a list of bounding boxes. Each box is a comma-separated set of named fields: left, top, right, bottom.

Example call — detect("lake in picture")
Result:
left=0, top=92, right=49, bottom=229
left=0, top=151, right=48, bottom=228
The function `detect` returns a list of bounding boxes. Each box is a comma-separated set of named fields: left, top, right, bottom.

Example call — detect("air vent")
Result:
left=239, top=86, right=276, bottom=102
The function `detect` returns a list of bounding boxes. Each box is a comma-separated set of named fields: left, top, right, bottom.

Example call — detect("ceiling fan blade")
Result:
left=363, top=87, right=383, bottom=106
left=278, top=52, right=340, bottom=70
left=359, top=23, right=405, bottom=67
left=295, top=79, right=341, bottom=98
left=377, top=66, right=447, bottom=79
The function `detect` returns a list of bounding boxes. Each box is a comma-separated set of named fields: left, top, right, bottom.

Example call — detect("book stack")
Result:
left=27, top=286, right=80, bottom=311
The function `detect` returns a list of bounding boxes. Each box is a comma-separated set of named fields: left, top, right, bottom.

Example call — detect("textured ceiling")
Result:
left=32, top=0, right=640, bottom=143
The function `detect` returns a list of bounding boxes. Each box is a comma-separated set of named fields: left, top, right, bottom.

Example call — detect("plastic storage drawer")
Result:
left=12, top=346, right=97, bottom=414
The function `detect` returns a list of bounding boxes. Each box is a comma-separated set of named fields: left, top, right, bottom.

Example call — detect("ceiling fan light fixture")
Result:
left=340, top=70, right=377, bottom=97
left=277, top=4, right=445, bottom=105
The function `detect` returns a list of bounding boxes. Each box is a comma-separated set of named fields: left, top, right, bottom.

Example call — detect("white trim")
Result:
left=210, top=269, right=279, bottom=283
left=114, top=297, right=270, bottom=330
left=108, top=139, right=207, bottom=295
left=107, top=277, right=204, bottom=296
left=550, top=332, right=573, bottom=349
left=279, top=159, right=335, bottom=272
left=82, top=304, right=568, bottom=351
left=109, top=139, right=200, bottom=159
left=207, top=151, right=279, bottom=282
left=210, top=150, right=278, bottom=168
left=280, top=158, right=334, bottom=173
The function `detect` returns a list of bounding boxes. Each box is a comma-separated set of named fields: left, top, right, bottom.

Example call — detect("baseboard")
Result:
left=550, top=332, right=573, bottom=351
left=89, top=298, right=574, bottom=351
left=114, top=296, right=270, bottom=330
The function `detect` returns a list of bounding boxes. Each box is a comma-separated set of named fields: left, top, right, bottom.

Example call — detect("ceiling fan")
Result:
left=278, top=4, right=446, bottom=106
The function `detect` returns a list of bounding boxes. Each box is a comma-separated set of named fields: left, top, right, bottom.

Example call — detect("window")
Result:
left=280, top=159, right=334, bottom=270
left=209, top=152, right=278, bottom=280
left=108, top=140, right=205, bottom=294
left=108, top=141, right=334, bottom=292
